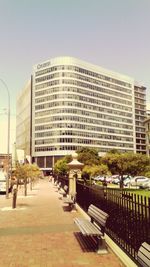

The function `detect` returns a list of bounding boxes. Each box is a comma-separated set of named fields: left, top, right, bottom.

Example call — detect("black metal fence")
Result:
left=56, top=175, right=69, bottom=188
left=76, top=181, right=150, bottom=262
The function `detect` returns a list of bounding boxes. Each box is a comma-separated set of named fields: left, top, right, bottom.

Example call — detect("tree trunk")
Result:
left=24, top=181, right=27, bottom=196
left=120, top=175, right=124, bottom=189
left=30, top=180, right=32, bottom=191
left=12, top=186, right=17, bottom=209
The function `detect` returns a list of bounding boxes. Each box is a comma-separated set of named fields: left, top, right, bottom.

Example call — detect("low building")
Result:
left=0, top=153, right=11, bottom=172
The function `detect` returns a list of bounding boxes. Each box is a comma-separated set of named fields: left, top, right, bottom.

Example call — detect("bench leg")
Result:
left=97, top=236, right=108, bottom=254
left=69, top=203, right=76, bottom=212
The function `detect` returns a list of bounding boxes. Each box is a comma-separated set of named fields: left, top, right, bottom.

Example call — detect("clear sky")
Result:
left=0, top=0, right=150, bottom=152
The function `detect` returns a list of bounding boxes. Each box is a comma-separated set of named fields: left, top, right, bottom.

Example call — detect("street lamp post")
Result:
left=0, top=78, right=10, bottom=198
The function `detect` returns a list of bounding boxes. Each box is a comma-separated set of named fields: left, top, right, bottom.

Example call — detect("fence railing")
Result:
left=56, top=176, right=150, bottom=262
left=76, top=181, right=150, bottom=262
left=56, top=175, right=69, bottom=188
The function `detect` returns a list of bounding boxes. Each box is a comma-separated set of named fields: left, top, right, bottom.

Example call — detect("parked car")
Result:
left=0, top=171, right=12, bottom=193
left=139, top=179, right=150, bottom=189
left=129, top=176, right=149, bottom=186
left=111, top=175, right=120, bottom=184
left=112, top=175, right=132, bottom=186
left=93, top=176, right=105, bottom=182
left=105, top=177, right=112, bottom=183
left=123, top=176, right=132, bottom=186
left=0, top=171, right=6, bottom=180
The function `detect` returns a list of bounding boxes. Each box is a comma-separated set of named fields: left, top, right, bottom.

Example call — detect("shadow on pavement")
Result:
left=74, top=232, right=98, bottom=252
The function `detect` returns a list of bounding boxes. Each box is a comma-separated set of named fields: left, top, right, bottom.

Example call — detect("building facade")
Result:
left=0, top=153, right=11, bottom=172
left=144, top=114, right=150, bottom=157
left=16, top=57, right=147, bottom=171
left=134, top=83, right=146, bottom=154
left=31, top=57, right=136, bottom=169
left=16, top=79, right=32, bottom=162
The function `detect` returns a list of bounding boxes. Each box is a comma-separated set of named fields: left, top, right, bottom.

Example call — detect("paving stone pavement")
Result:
left=0, top=179, right=125, bottom=267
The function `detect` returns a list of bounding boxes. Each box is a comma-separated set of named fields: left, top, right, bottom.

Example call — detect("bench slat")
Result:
left=89, top=204, right=108, bottom=217
left=88, top=205, right=108, bottom=228
left=137, top=253, right=150, bottom=267
left=88, top=205, right=108, bottom=220
left=74, top=218, right=102, bottom=236
left=64, top=199, right=74, bottom=204
left=141, top=242, right=150, bottom=253
left=74, top=204, right=109, bottom=254
left=88, top=209, right=107, bottom=227
left=137, top=242, right=150, bottom=267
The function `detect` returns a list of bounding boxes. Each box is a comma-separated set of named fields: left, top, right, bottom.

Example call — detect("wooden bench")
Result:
left=54, top=181, right=61, bottom=191
left=137, top=242, right=150, bottom=267
left=53, top=180, right=58, bottom=187
left=63, top=193, right=76, bottom=211
left=59, top=185, right=68, bottom=198
left=74, top=204, right=109, bottom=254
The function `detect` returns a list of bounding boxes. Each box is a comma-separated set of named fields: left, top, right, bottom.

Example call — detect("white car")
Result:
left=129, top=176, right=149, bottom=186
left=123, top=177, right=131, bottom=186
left=0, top=171, right=11, bottom=193
left=112, top=175, right=120, bottom=184
left=139, top=180, right=150, bottom=189
left=93, top=176, right=105, bottom=181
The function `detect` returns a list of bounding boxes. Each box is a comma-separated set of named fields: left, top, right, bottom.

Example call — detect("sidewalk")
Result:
left=0, top=179, right=125, bottom=267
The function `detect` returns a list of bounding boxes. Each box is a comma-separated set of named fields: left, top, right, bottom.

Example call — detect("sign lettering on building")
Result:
left=37, top=61, right=51, bottom=70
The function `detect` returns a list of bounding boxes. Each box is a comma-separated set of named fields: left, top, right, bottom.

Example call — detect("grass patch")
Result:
left=124, top=188, right=150, bottom=198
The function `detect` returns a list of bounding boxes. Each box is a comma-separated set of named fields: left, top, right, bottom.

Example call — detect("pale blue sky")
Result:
left=0, top=0, right=150, bottom=151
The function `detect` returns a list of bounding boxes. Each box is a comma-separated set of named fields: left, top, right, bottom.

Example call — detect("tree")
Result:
left=14, top=163, right=41, bottom=196
left=25, top=163, right=42, bottom=190
left=101, top=152, right=150, bottom=188
left=77, top=147, right=100, bottom=166
left=82, top=164, right=110, bottom=185
left=54, top=155, right=72, bottom=176
left=144, top=165, right=150, bottom=178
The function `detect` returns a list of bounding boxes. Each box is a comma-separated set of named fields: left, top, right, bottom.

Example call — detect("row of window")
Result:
left=134, top=92, right=146, bottom=100
left=136, top=121, right=145, bottom=127
left=35, top=92, right=132, bottom=106
left=35, top=119, right=133, bottom=132
left=35, top=146, right=132, bottom=153
left=35, top=126, right=133, bottom=138
left=35, top=135, right=133, bottom=145
left=34, top=129, right=133, bottom=139
left=35, top=80, right=59, bottom=90
left=35, top=77, right=131, bottom=95
left=35, top=111, right=133, bottom=125
left=35, top=64, right=132, bottom=88
left=35, top=107, right=132, bottom=120
left=135, top=105, right=146, bottom=112
left=35, top=85, right=132, bottom=101
left=134, top=86, right=146, bottom=94
left=35, top=71, right=132, bottom=95
left=136, top=146, right=146, bottom=151
left=135, top=109, right=146, bottom=116
left=136, top=139, right=146, bottom=144
left=135, top=116, right=146, bottom=121
left=35, top=73, right=60, bottom=83
left=35, top=92, right=132, bottom=107
left=35, top=139, right=133, bottom=149
left=136, top=127, right=146, bottom=133
left=35, top=100, right=132, bottom=113
left=136, top=133, right=146, bottom=138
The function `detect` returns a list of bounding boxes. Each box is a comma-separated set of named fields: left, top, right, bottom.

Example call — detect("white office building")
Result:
left=16, top=80, right=32, bottom=162
left=31, top=57, right=136, bottom=170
